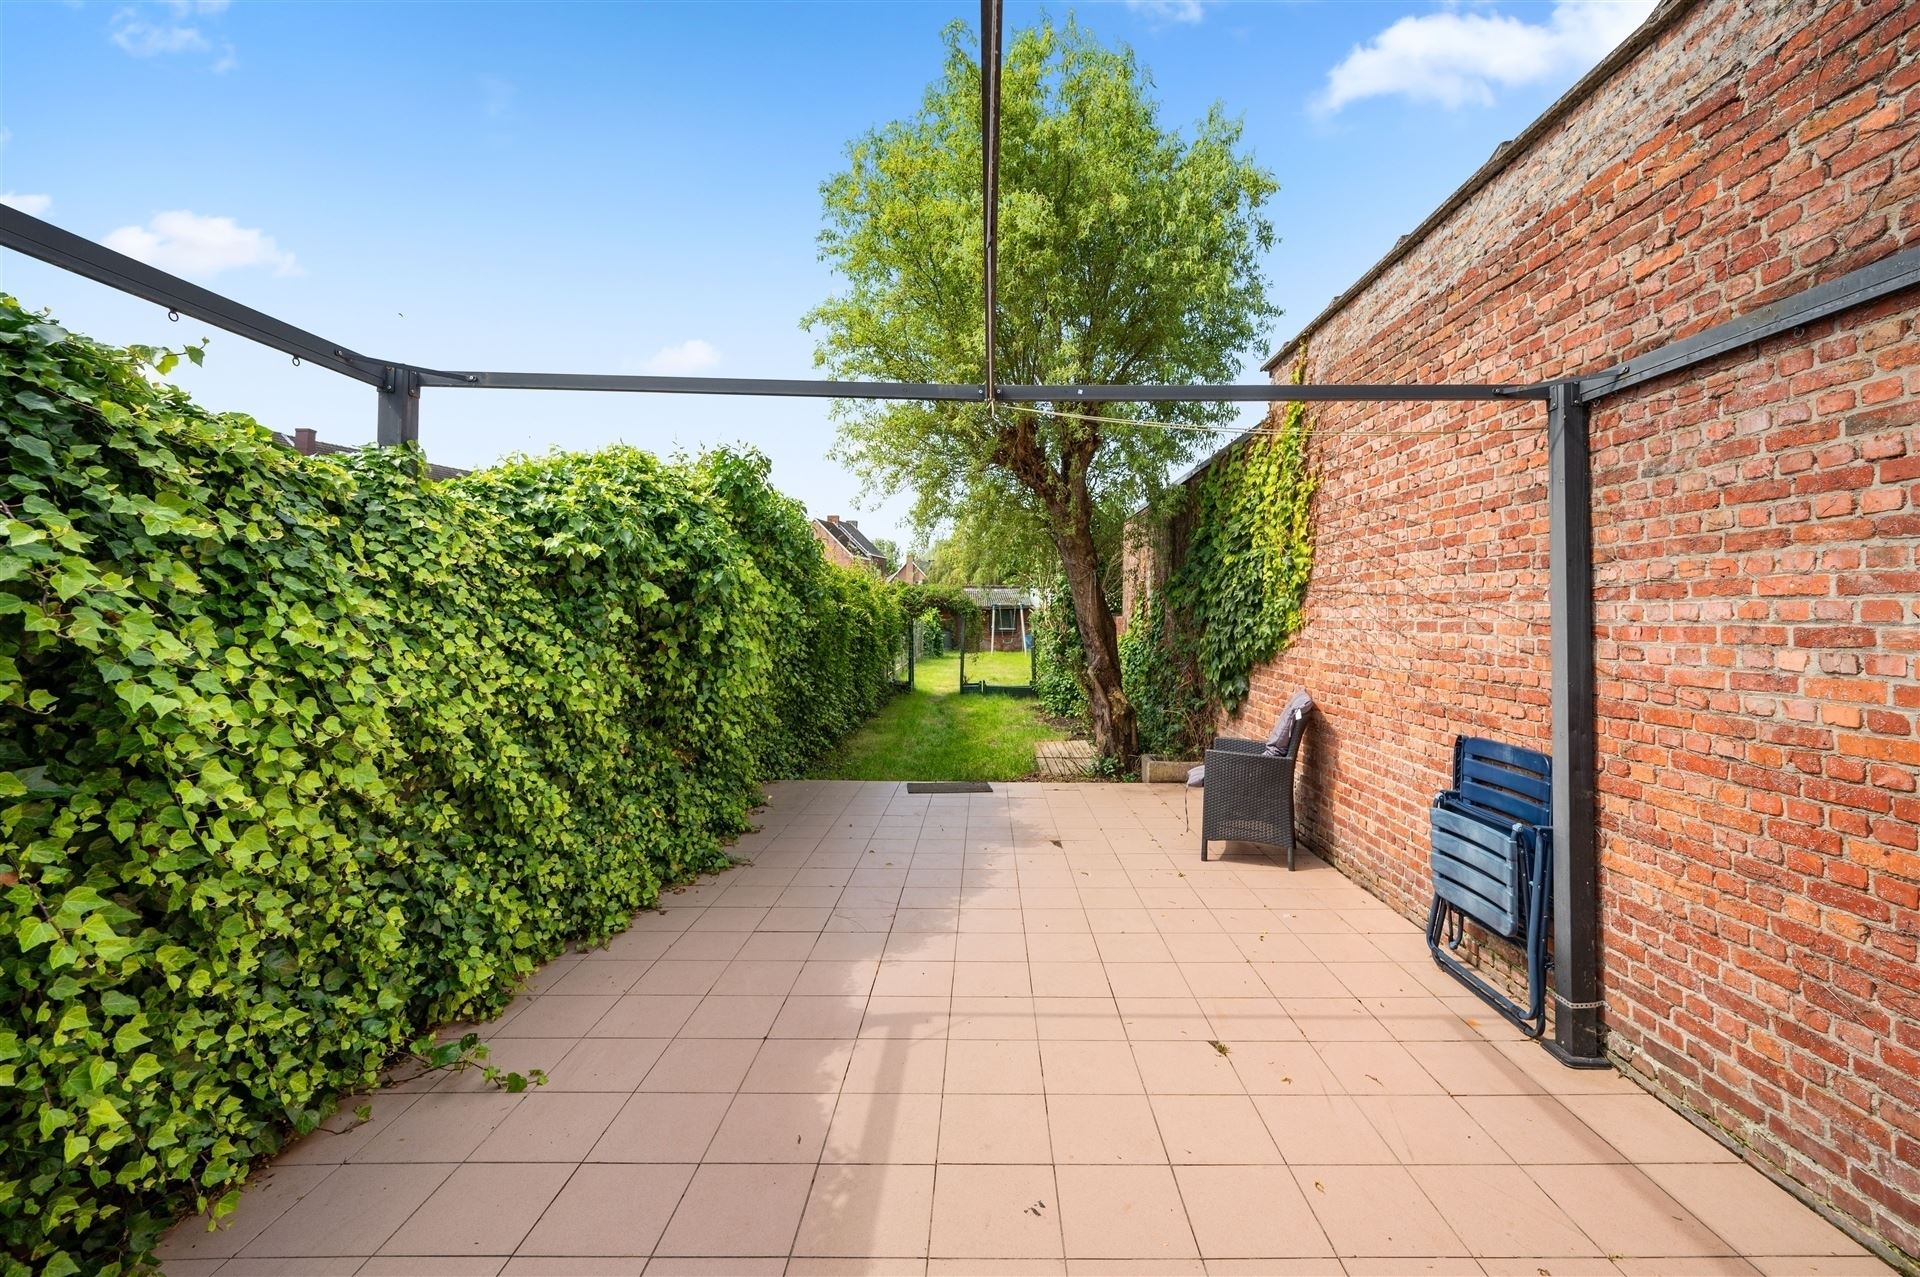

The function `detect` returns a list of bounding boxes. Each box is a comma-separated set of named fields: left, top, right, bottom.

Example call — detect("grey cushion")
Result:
left=1187, top=764, right=1205, bottom=787
left=1263, top=690, right=1315, bottom=757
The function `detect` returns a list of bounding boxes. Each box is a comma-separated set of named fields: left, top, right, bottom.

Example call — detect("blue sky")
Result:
left=1, top=0, right=1651, bottom=548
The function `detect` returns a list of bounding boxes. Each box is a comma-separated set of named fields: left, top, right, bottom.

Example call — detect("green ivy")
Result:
left=1150, top=391, right=1316, bottom=723
left=0, top=296, right=901, bottom=1274
left=1032, top=576, right=1087, bottom=722
left=1117, top=588, right=1208, bottom=758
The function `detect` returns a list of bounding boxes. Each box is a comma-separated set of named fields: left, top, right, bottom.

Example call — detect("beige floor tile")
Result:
left=1292, top=1164, right=1465, bottom=1258
left=655, top=1163, right=814, bottom=1255
left=1130, top=1040, right=1244, bottom=1094
left=546, top=1039, right=668, bottom=1092
left=546, top=961, right=654, bottom=996
left=1151, top=1094, right=1282, bottom=1164
left=662, top=931, right=751, bottom=962
left=352, top=1093, right=523, bottom=1163
left=517, top=1163, right=694, bottom=1255
left=1199, top=997, right=1301, bottom=1042
left=1642, top=1162, right=1868, bottom=1257
left=1316, top=1041, right=1444, bottom=1094
left=1229, top=1040, right=1340, bottom=1095
left=1405, top=1040, right=1546, bottom=1095
left=1178, top=964, right=1270, bottom=999
left=472, top=1093, right=626, bottom=1162
left=632, top=961, right=730, bottom=996
left=706, top=1091, right=836, bottom=1162
left=1412, top=1164, right=1601, bottom=1257
left=1174, top=1165, right=1333, bottom=1258
left=1117, top=997, right=1216, bottom=1042
left=1252, top=1094, right=1396, bottom=1164
left=1038, top=1041, right=1144, bottom=1094
left=813, top=933, right=890, bottom=962
left=1034, top=997, right=1127, bottom=1041
left=948, top=996, right=1038, bottom=1039
left=649, top=1260, right=786, bottom=1275
left=739, top=1037, right=856, bottom=1093
left=1047, top=1094, right=1167, bottom=1164
left=945, top=1039, right=1044, bottom=1092
left=587, top=1092, right=730, bottom=1162
left=1104, top=963, right=1192, bottom=998
left=886, top=933, right=957, bottom=962
left=497, top=996, right=620, bottom=1039
left=844, top=1037, right=948, bottom=1093
left=1200, top=1261, right=1336, bottom=1276
left=824, top=1091, right=944, bottom=1163
left=862, top=997, right=951, bottom=1040
left=637, top=1038, right=761, bottom=1092
left=499, top=1261, right=648, bottom=1275
left=1054, top=1165, right=1196, bottom=1260
left=1526, top=1163, right=1730, bottom=1257
left=358, top=1258, right=508, bottom=1275
left=1455, top=1093, right=1623, bottom=1164
left=1477, top=1261, right=1620, bottom=1276
left=1744, top=1259, right=1889, bottom=1276
left=928, top=1164, right=1063, bottom=1259
left=1095, top=934, right=1174, bottom=963
left=786, top=1260, right=923, bottom=1276
left=586, top=995, right=701, bottom=1039
left=380, top=1162, right=571, bottom=1255
left=939, top=1093, right=1053, bottom=1162
left=1251, top=962, right=1348, bottom=997
left=874, top=962, right=956, bottom=997
left=772, top=995, right=871, bottom=1039
left=1354, top=1095, right=1508, bottom=1165
left=1339, top=1259, right=1484, bottom=1275
left=242, top=1162, right=454, bottom=1257
left=158, top=1164, right=339, bottom=1261
left=1022, top=963, right=1103, bottom=998
left=955, top=932, right=1029, bottom=962
left=1025, top=934, right=1101, bottom=963
left=1282, top=997, right=1393, bottom=1042
left=738, top=931, right=820, bottom=961
left=210, top=1259, right=366, bottom=1274
left=681, top=994, right=786, bottom=1038
left=795, top=1163, right=937, bottom=1257
left=951, top=962, right=1032, bottom=997
left=1559, top=1094, right=1740, bottom=1163
left=793, top=960, right=881, bottom=996
left=711, top=959, right=804, bottom=995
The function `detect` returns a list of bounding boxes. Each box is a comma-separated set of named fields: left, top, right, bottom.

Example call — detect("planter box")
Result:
left=1140, top=755, right=1201, bottom=784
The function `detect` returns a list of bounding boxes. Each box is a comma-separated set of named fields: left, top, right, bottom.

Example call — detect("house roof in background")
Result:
left=815, top=516, right=885, bottom=562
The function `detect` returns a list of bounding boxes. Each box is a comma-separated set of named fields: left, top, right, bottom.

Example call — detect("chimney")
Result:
left=845, top=520, right=859, bottom=529
left=825, top=514, right=841, bottom=524
left=293, top=427, right=318, bottom=455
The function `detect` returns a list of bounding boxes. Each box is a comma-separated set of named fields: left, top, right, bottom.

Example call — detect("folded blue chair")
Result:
left=1425, top=735, right=1553, bottom=1038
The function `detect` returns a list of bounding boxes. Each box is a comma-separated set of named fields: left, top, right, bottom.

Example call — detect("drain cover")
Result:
left=906, top=781, right=994, bottom=794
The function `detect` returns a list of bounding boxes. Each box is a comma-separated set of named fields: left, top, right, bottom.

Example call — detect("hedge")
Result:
left=0, top=296, right=903, bottom=1274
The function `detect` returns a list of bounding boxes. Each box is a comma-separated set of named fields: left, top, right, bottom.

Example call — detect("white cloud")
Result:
left=1314, top=1, right=1656, bottom=116
left=0, top=193, right=52, bottom=216
left=1124, top=0, right=1213, bottom=23
left=103, top=210, right=300, bottom=278
left=109, top=2, right=235, bottom=69
left=638, top=339, right=722, bottom=376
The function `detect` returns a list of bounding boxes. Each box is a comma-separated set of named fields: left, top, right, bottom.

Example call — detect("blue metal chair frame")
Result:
left=1425, top=735, right=1553, bottom=1038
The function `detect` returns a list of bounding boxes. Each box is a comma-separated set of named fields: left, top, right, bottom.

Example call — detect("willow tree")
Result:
left=808, top=17, right=1278, bottom=761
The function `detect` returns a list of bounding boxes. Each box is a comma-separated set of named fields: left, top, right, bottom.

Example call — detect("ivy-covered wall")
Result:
left=0, top=298, right=902, bottom=1274
left=1118, top=396, right=1316, bottom=755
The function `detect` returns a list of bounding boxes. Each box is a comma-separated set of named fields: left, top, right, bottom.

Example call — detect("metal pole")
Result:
left=376, top=365, right=420, bottom=447
left=1546, top=381, right=1606, bottom=1066
left=980, top=0, right=1002, bottom=403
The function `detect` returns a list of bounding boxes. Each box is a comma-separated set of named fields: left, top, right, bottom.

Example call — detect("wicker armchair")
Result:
left=1199, top=704, right=1312, bottom=868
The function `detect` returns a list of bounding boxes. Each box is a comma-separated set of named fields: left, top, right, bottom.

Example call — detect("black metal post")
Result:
left=1546, top=381, right=1607, bottom=1066
left=376, top=365, right=420, bottom=447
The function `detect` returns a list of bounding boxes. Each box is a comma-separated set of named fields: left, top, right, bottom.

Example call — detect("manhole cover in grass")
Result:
left=906, top=781, right=994, bottom=794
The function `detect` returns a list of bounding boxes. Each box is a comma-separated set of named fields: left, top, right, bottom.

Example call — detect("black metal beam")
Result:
left=1578, top=245, right=1920, bottom=401
left=376, top=366, right=421, bottom=447
left=0, top=204, right=387, bottom=386
left=1545, top=380, right=1607, bottom=1067
left=413, top=369, right=987, bottom=400
left=997, top=383, right=1549, bottom=403
left=980, top=0, right=1003, bottom=403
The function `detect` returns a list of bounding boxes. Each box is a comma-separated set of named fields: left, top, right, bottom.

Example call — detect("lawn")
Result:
left=811, top=649, right=1067, bottom=781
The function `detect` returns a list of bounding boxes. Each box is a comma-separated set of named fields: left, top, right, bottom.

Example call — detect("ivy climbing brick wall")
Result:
left=1133, top=0, right=1920, bottom=1260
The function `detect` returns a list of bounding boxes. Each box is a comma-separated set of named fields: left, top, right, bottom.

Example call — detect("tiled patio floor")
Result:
left=160, top=781, right=1890, bottom=1276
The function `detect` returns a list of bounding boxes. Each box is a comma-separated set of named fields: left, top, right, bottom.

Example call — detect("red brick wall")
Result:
left=1137, top=0, right=1920, bottom=1256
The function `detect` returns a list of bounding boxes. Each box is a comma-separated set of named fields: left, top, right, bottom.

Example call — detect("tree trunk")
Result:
left=1054, top=504, right=1137, bottom=765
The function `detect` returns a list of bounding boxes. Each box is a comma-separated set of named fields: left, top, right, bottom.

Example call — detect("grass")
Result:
left=810, top=649, right=1068, bottom=781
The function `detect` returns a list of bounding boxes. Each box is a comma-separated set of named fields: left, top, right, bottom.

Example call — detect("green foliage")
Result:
left=0, top=297, right=900, bottom=1273
left=1032, top=576, right=1087, bottom=722
left=1163, top=397, right=1317, bottom=715
left=813, top=651, right=1062, bottom=782
left=808, top=15, right=1279, bottom=759
left=1117, top=587, right=1208, bottom=758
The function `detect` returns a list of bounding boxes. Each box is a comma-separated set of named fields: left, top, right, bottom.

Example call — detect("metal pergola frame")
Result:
left=5, top=0, right=1917, bottom=1070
